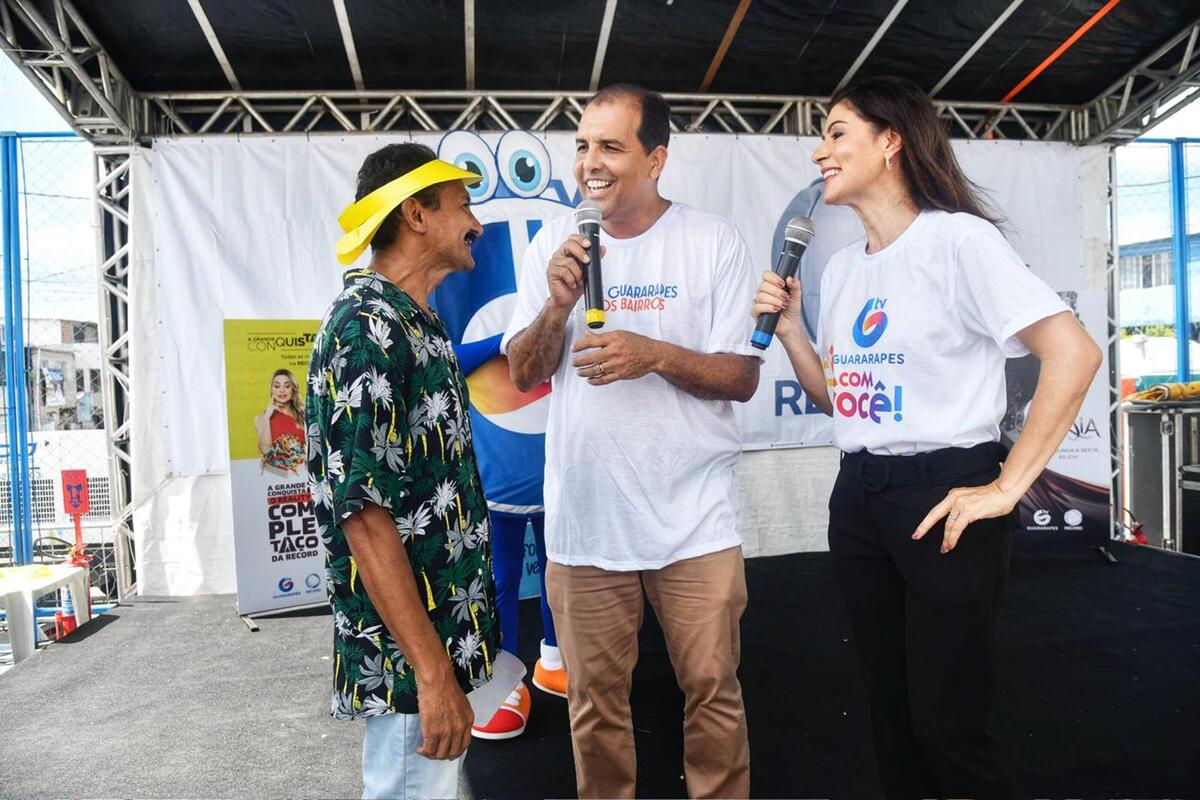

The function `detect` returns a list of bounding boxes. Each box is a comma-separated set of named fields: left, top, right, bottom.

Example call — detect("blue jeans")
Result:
left=362, top=713, right=463, bottom=800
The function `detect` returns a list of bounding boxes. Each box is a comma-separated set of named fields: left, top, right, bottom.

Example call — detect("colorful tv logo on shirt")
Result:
left=853, top=297, right=889, bottom=348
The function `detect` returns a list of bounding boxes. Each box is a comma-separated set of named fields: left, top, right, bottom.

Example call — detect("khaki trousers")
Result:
left=546, top=546, right=750, bottom=799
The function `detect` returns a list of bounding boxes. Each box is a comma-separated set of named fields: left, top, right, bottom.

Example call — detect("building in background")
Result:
left=1, top=318, right=110, bottom=554
left=27, top=318, right=104, bottom=431
left=1117, top=233, right=1200, bottom=330
left=2, top=319, right=104, bottom=431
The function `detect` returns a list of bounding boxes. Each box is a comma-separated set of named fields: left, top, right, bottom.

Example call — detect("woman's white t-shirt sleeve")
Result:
left=953, top=224, right=1069, bottom=358
left=704, top=229, right=763, bottom=359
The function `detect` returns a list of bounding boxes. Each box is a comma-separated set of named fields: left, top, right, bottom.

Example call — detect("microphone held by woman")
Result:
left=751, top=215, right=815, bottom=350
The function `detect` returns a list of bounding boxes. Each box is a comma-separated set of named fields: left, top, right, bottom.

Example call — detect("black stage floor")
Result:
left=465, top=538, right=1200, bottom=799
left=1, top=538, right=1197, bottom=799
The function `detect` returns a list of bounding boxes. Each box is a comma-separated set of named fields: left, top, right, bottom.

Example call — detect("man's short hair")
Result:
left=355, top=142, right=442, bottom=253
left=587, top=84, right=670, bottom=153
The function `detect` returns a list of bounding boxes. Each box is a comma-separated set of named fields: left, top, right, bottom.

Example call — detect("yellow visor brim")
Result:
left=335, top=159, right=482, bottom=265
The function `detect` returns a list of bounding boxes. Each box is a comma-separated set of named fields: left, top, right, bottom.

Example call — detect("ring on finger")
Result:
left=598, top=362, right=606, bottom=377
left=947, top=511, right=961, bottom=521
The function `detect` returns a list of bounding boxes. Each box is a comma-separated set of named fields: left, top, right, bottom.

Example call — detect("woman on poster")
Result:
left=253, top=368, right=306, bottom=474
left=752, top=76, right=1101, bottom=798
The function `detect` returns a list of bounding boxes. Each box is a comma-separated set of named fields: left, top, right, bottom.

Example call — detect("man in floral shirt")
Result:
left=307, top=142, right=500, bottom=799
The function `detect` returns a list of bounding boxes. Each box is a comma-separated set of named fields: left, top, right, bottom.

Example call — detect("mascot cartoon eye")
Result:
left=438, top=130, right=498, bottom=202
left=496, top=131, right=551, bottom=198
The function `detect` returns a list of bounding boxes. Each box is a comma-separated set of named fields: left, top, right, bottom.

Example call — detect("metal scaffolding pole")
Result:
left=2, top=0, right=1199, bottom=586
left=1, top=132, right=34, bottom=565
left=1106, top=148, right=1124, bottom=543
left=92, top=146, right=134, bottom=599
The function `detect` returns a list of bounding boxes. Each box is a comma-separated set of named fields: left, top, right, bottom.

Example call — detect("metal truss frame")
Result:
left=1084, top=18, right=1200, bottom=145
left=92, top=145, right=134, bottom=600
left=2, top=0, right=1197, bottom=562
left=1105, top=148, right=1123, bottom=546
left=1, top=0, right=138, bottom=596
left=137, top=89, right=1096, bottom=143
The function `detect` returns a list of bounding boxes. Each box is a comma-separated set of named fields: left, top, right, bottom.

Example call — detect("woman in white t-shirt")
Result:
left=753, top=76, right=1101, bottom=799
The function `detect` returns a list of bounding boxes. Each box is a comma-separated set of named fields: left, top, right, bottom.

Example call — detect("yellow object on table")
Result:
left=1127, top=381, right=1200, bottom=402
left=0, top=564, right=54, bottom=583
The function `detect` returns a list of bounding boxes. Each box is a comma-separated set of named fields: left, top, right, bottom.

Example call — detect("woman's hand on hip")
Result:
left=912, top=481, right=1020, bottom=554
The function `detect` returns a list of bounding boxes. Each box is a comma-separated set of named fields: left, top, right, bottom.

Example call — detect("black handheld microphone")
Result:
left=574, top=201, right=605, bottom=329
left=751, top=216, right=815, bottom=350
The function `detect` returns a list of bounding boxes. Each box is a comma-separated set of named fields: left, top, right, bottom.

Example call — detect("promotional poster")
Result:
left=1003, top=290, right=1111, bottom=539
left=224, top=319, right=325, bottom=615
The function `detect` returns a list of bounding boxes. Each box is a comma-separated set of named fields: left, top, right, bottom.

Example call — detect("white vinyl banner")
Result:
left=151, top=134, right=1098, bottom=466
left=138, top=133, right=1111, bottom=594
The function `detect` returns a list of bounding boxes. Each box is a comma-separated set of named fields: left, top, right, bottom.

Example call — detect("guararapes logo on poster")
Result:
left=267, top=480, right=320, bottom=563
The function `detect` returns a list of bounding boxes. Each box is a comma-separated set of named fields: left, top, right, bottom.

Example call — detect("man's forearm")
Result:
left=508, top=301, right=570, bottom=392
left=653, top=342, right=759, bottom=402
left=343, top=504, right=455, bottom=684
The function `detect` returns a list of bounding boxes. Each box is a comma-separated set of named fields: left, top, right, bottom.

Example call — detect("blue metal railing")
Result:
left=1, top=130, right=78, bottom=565
left=1169, top=140, right=1191, bottom=381
left=1128, top=137, right=1199, bottom=381
left=2, top=131, right=33, bottom=564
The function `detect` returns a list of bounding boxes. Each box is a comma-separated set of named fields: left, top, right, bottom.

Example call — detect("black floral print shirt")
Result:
left=306, top=268, right=499, bottom=719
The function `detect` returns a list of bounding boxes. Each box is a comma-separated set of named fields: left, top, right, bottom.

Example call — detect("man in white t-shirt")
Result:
left=502, top=85, right=761, bottom=800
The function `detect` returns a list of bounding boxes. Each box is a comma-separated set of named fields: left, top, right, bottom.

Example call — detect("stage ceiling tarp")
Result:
left=28, top=0, right=1200, bottom=104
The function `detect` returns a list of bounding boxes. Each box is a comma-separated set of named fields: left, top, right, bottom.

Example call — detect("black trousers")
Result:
left=828, top=442, right=1016, bottom=800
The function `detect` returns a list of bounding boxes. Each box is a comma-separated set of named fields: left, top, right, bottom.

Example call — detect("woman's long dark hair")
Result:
left=830, top=76, right=1000, bottom=224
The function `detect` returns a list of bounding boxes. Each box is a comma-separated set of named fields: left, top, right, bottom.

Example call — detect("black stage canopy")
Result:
left=4, top=2, right=1200, bottom=142
left=4, top=0, right=1195, bottom=143
left=47, top=0, right=1200, bottom=102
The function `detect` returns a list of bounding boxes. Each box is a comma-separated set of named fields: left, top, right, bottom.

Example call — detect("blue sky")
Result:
left=2, top=57, right=95, bottom=324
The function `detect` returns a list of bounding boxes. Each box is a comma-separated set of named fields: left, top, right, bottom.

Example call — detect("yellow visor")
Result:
left=335, top=159, right=482, bottom=265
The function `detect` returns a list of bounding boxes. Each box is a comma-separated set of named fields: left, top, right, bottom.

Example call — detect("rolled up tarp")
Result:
left=1127, top=380, right=1200, bottom=403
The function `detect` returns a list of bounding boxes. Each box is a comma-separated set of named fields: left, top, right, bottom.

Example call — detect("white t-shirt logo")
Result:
left=817, top=211, right=1069, bottom=455
left=603, top=282, right=680, bottom=314
left=828, top=296, right=905, bottom=426
left=853, top=297, right=889, bottom=348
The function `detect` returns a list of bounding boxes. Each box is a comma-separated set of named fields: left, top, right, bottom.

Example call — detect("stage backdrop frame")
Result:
left=128, top=132, right=1112, bottom=596
left=9, top=0, right=1197, bottom=597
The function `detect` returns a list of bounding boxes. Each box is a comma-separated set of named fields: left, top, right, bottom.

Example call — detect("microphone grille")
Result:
left=574, top=200, right=602, bottom=226
left=784, top=216, right=815, bottom=245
